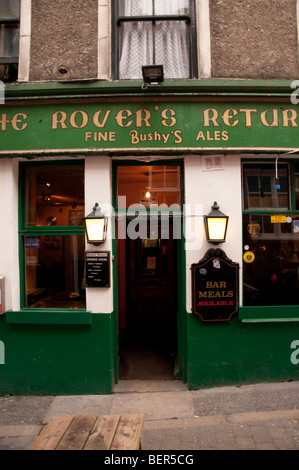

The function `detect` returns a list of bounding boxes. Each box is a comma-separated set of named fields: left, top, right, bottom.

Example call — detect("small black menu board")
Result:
left=85, top=251, right=110, bottom=287
left=192, top=248, right=239, bottom=322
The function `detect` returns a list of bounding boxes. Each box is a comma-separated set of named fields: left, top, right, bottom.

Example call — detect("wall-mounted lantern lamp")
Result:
left=142, top=65, right=164, bottom=88
left=204, top=202, right=229, bottom=244
left=84, top=203, right=108, bottom=245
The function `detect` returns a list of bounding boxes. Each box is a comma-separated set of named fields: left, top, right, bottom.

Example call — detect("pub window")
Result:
left=112, top=0, right=198, bottom=80
left=20, top=163, right=86, bottom=309
left=243, top=162, right=299, bottom=307
left=117, top=165, right=181, bottom=207
left=0, top=0, right=19, bottom=82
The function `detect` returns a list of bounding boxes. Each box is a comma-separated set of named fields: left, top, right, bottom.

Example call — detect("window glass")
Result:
left=116, top=0, right=195, bottom=79
left=117, top=165, right=181, bottom=207
left=118, top=0, right=189, bottom=16
left=243, top=214, right=299, bottom=306
left=0, top=0, right=20, bottom=18
left=0, top=23, right=19, bottom=57
left=25, top=165, right=84, bottom=226
left=22, top=163, right=86, bottom=310
left=24, top=235, right=86, bottom=308
left=243, top=163, right=289, bottom=210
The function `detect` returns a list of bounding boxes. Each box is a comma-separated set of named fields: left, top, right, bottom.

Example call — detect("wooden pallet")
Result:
left=30, top=414, right=144, bottom=450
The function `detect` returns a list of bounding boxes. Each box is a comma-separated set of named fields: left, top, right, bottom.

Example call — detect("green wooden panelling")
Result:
left=239, top=306, right=299, bottom=321
left=5, top=310, right=92, bottom=325
left=4, top=79, right=296, bottom=99
left=186, top=314, right=299, bottom=389
left=0, top=313, right=114, bottom=395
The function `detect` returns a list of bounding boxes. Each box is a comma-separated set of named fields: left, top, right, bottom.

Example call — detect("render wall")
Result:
left=29, top=0, right=98, bottom=81
left=210, top=0, right=299, bottom=79
left=26, top=0, right=299, bottom=82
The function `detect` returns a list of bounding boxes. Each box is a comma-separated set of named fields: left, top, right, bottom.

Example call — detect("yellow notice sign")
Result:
left=271, top=215, right=287, bottom=223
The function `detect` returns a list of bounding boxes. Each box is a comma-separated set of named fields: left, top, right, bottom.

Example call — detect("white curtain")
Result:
left=119, top=0, right=190, bottom=79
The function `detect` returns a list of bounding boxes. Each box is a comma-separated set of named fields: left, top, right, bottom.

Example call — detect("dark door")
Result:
left=118, top=218, right=178, bottom=378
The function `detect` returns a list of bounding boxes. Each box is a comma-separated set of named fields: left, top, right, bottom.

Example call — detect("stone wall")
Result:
left=30, top=0, right=98, bottom=81
left=210, top=0, right=299, bottom=78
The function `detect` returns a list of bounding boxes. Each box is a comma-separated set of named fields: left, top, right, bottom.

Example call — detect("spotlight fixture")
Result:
left=142, top=65, right=164, bottom=87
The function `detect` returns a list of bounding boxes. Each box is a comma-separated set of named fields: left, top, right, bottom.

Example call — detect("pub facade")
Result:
left=0, top=0, right=299, bottom=394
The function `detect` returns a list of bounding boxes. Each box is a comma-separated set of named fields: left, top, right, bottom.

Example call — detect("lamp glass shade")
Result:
left=84, top=204, right=107, bottom=244
left=206, top=217, right=228, bottom=242
left=204, top=202, right=228, bottom=244
left=85, top=218, right=106, bottom=243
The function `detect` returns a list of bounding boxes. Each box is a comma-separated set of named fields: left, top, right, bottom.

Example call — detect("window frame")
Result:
left=241, top=159, right=299, bottom=320
left=111, top=0, right=198, bottom=80
left=0, top=1, right=20, bottom=82
left=18, top=161, right=86, bottom=311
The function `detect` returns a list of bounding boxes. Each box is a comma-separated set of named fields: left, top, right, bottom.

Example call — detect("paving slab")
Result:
left=0, top=396, right=53, bottom=425
left=43, top=395, right=114, bottom=423
left=0, top=380, right=298, bottom=450
left=110, top=390, right=195, bottom=420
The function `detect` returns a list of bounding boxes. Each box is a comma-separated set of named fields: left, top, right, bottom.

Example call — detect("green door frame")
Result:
left=112, top=159, right=187, bottom=380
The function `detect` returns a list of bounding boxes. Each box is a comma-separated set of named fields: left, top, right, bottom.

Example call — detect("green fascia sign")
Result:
left=1, top=100, right=299, bottom=155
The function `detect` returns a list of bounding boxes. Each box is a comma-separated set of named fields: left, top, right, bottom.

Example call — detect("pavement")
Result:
left=0, top=379, right=299, bottom=451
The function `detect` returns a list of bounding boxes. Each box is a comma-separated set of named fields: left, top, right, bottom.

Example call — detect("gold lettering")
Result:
left=221, top=108, right=239, bottom=127
left=198, top=291, right=208, bottom=298
left=92, top=110, right=112, bottom=128
left=10, top=113, right=28, bottom=131
left=206, top=281, right=227, bottom=288
left=239, top=108, right=257, bottom=127
left=282, top=109, right=299, bottom=127
left=115, top=109, right=133, bottom=127
left=202, top=108, right=220, bottom=127
left=129, top=129, right=139, bottom=144
left=52, top=111, right=68, bottom=129
left=0, top=113, right=10, bottom=131
left=69, top=110, right=88, bottom=129
left=161, top=108, right=176, bottom=127
left=196, top=130, right=205, bottom=140
left=260, top=109, right=279, bottom=127
left=174, top=130, right=183, bottom=144
left=135, top=108, right=152, bottom=127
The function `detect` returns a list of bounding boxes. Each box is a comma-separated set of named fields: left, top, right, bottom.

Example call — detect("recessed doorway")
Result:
left=115, top=163, right=182, bottom=380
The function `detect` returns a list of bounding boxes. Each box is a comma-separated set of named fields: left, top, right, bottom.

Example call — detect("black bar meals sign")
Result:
left=191, top=249, right=239, bottom=322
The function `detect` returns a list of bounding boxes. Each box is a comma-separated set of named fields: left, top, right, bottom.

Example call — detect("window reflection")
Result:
left=117, top=165, right=181, bottom=207
left=243, top=163, right=289, bottom=210
left=24, top=235, right=86, bottom=308
left=26, top=165, right=84, bottom=226
left=243, top=214, right=299, bottom=306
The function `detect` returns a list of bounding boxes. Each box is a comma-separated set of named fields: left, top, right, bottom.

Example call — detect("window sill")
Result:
left=5, top=309, right=92, bottom=325
left=239, top=306, right=299, bottom=323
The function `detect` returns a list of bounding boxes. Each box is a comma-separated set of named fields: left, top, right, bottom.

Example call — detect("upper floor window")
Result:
left=113, top=0, right=197, bottom=80
left=0, top=0, right=19, bottom=82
